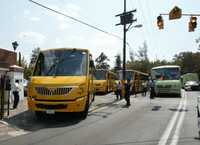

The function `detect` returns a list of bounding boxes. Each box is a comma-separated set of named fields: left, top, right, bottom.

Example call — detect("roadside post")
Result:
left=197, top=96, right=200, bottom=139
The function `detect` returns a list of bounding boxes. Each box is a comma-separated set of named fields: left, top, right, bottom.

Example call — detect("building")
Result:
left=0, top=48, right=17, bottom=75
left=0, top=48, right=24, bottom=100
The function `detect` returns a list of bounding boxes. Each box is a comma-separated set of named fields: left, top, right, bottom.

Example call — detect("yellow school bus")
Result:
left=116, top=70, right=149, bottom=94
left=94, top=69, right=116, bottom=93
left=27, top=48, right=95, bottom=118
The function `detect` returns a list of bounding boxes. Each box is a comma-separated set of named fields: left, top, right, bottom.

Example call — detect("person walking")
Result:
left=124, top=79, right=131, bottom=106
left=149, top=79, right=155, bottom=99
left=142, top=81, right=148, bottom=96
left=116, top=81, right=122, bottom=100
left=13, top=80, right=20, bottom=109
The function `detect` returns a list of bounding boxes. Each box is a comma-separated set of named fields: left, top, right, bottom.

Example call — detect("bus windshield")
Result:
left=151, top=68, right=180, bottom=80
left=33, top=50, right=87, bottom=76
left=95, top=70, right=106, bottom=80
left=117, top=71, right=133, bottom=80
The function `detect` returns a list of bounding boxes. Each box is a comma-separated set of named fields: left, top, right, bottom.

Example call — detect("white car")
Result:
left=184, top=81, right=200, bottom=91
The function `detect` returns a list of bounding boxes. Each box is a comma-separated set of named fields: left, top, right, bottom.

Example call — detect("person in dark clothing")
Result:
left=124, top=79, right=131, bottom=106
left=13, top=80, right=20, bottom=109
left=149, top=79, right=155, bottom=99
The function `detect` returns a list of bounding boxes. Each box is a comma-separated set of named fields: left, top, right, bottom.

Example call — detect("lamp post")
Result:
left=12, top=41, right=19, bottom=52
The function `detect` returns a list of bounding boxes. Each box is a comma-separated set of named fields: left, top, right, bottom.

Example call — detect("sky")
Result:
left=0, top=0, right=200, bottom=67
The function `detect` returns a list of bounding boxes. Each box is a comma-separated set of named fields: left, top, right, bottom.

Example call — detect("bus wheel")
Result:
left=80, top=97, right=89, bottom=119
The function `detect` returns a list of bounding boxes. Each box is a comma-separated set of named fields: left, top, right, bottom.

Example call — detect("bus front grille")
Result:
left=35, top=87, right=73, bottom=96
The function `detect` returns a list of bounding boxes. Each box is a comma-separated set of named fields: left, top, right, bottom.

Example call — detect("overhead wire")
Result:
left=29, top=0, right=123, bottom=41
left=136, top=0, right=157, bottom=61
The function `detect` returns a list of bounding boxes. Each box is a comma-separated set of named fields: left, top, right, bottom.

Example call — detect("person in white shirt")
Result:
left=13, top=80, right=20, bottom=109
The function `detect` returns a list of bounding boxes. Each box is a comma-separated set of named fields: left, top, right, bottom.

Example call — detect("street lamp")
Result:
left=12, top=41, right=19, bottom=52
left=134, top=24, right=143, bottom=28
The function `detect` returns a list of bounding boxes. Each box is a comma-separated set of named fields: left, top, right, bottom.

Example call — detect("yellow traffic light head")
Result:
left=191, top=16, right=197, bottom=29
left=188, top=16, right=197, bottom=32
left=157, top=15, right=164, bottom=30
left=188, top=21, right=194, bottom=32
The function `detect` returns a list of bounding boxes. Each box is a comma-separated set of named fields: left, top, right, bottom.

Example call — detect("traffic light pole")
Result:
left=160, top=13, right=200, bottom=16
left=123, top=0, right=126, bottom=81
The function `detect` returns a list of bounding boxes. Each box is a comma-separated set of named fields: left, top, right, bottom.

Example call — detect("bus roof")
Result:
left=117, top=69, right=148, bottom=76
left=152, top=65, right=180, bottom=70
left=41, top=48, right=90, bottom=53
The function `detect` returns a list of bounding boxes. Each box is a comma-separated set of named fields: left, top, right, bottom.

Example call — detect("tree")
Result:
left=173, top=51, right=200, bottom=74
left=95, top=52, right=110, bottom=70
left=30, top=47, right=40, bottom=67
left=17, top=55, right=32, bottom=79
left=127, top=41, right=150, bottom=73
left=114, top=54, right=122, bottom=72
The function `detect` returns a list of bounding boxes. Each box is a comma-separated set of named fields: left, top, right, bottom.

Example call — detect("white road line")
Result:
left=158, top=97, right=184, bottom=145
left=170, top=93, right=187, bottom=145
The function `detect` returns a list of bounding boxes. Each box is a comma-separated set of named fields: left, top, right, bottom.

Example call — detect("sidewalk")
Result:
left=0, top=99, right=28, bottom=141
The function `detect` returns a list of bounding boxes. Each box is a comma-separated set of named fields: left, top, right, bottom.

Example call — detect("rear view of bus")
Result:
left=151, top=65, right=181, bottom=97
left=94, top=69, right=115, bottom=93
left=27, top=48, right=95, bottom=118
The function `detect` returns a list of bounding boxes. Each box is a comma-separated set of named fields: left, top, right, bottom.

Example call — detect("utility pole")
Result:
left=123, top=0, right=126, bottom=81
left=116, top=0, right=137, bottom=80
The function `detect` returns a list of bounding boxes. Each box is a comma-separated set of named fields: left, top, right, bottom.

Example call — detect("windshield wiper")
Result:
left=45, top=49, right=78, bottom=76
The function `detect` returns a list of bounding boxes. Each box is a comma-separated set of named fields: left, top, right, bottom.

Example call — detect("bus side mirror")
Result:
left=90, top=60, right=95, bottom=68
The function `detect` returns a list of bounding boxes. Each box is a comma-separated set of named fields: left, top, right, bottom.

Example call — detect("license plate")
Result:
left=46, top=110, right=55, bottom=114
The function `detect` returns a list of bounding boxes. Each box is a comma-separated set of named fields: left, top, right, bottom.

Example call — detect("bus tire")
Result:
left=80, top=96, right=89, bottom=119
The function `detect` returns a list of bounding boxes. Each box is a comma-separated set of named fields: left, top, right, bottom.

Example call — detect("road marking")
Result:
left=158, top=97, right=184, bottom=145
left=170, top=93, right=187, bottom=145
left=90, top=106, right=108, bottom=113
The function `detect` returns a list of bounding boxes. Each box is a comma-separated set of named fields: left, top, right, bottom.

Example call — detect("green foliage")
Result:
left=127, top=41, right=150, bottom=73
left=173, top=51, right=200, bottom=74
left=95, top=52, right=110, bottom=70
left=30, top=47, right=40, bottom=67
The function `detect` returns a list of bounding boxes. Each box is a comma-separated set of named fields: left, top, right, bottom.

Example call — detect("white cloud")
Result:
left=18, top=31, right=46, bottom=46
left=89, top=33, right=122, bottom=64
left=29, top=17, right=40, bottom=22
left=58, top=23, right=70, bottom=30
left=24, top=9, right=30, bottom=15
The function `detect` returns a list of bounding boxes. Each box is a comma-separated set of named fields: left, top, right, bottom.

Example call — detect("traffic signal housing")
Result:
left=157, top=15, right=164, bottom=29
left=189, top=16, right=197, bottom=32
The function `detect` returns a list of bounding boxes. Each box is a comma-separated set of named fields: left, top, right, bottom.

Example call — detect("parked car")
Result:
left=184, top=81, right=200, bottom=91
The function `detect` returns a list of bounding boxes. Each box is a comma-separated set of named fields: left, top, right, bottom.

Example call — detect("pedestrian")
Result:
left=142, top=81, right=148, bottom=96
left=13, top=80, right=20, bottom=109
left=149, top=79, right=155, bottom=99
left=124, top=79, right=131, bottom=106
left=116, top=80, right=122, bottom=100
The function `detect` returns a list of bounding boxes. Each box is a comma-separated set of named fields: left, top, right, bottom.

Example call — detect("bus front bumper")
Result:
left=27, top=96, right=87, bottom=113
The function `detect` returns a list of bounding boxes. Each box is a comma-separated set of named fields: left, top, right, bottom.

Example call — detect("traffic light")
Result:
left=188, top=16, right=197, bottom=32
left=157, top=15, right=164, bottom=29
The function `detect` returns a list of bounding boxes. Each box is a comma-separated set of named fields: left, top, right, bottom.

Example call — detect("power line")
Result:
left=29, top=0, right=123, bottom=40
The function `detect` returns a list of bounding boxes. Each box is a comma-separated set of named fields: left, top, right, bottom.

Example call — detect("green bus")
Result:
left=151, top=65, right=181, bottom=97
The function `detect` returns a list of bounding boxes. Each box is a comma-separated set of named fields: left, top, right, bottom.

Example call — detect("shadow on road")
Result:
left=4, top=111, right=83, bottom=132
left=152, top=105, right=162, bottom=111
left=169, top=108, right=188, bottom=112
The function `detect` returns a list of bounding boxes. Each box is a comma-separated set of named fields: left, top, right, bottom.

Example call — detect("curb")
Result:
left=0, top=120, right=9, bottom=126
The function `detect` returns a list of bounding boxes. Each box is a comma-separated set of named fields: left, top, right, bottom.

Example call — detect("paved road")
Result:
left=0, top=90, right=200, bottom=145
